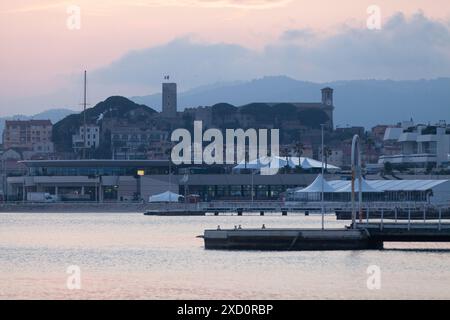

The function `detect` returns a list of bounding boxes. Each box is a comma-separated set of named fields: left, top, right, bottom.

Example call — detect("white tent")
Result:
left=295, top=174, right=335, bottom=201
left=334, top=178, right=379, bottom=193
left=149, top=191, right=184, bottom=203
left=300, top=157, right=339, bottom=170
left=233, top=156, right=340, bottom=172
left=296, top=174, right=335, bottom=193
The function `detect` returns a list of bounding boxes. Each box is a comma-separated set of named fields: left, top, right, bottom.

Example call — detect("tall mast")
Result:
left=83, top=70, right=87, bottom=159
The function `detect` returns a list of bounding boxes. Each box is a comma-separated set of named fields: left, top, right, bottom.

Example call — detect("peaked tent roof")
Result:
left=233, top=156, right=340, bottom=170
left=327, top=179, right=449, bottom=192
left=334, top=178, right=379, bottom=193
left=295, top=174, right=336, bottom=193
left=300, top=157, right=339, bottom=170
left=366, top=179, right=449, bottom=191
left=149, top=191, right=184, bottom=203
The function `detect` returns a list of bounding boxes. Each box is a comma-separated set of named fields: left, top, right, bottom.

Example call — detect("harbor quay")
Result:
left=202, top=222, right=450, bottom=251
left=202, top=228, right=383, bottom=251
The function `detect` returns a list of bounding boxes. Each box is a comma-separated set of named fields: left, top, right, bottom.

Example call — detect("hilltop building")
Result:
left=72, top=125, right=100, bottom=152
left=182, top=87, right=335, bottom=150
left=111, top=126, right=169, bottom=160
left=162, top=82, right=177, bottom=118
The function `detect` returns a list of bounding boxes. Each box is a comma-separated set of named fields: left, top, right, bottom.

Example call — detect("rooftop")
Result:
left=5, top=119, right=52, bottom=126
left=323, top=178, right=448, bottom=192
left=19, top=159, right=171, bottom=168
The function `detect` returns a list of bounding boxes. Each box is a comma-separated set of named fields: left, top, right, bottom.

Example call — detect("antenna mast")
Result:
left=83, top=70, right=87, bottom=160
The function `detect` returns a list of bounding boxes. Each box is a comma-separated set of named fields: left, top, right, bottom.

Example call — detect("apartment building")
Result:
left=379, top=121, right=450, bottom=168
left=2, top=120, right=53, bottom=151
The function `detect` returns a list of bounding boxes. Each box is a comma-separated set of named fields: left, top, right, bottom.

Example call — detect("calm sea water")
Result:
left=1, top=212, right=450, bottom=299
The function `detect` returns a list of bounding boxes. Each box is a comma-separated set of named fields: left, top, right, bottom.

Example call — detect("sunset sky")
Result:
left=1, top=0, right=450, bottom=116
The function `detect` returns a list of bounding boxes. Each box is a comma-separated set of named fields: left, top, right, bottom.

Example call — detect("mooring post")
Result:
left=423, top=206, right=426, bottom=224
left=439, top=207, right=442, bottom=231
left=366, top=207, right=369, bottom=225
left=380, top=208, right=384, bottom=231
left=395, top=207, right=398, bottom=223
left=408, top=207, right=411, bottom=231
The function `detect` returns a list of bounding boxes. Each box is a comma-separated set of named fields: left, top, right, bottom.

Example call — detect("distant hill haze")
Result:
left=131, top=76, right=450, bottom=128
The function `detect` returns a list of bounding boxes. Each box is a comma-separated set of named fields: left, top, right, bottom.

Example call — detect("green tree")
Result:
left=384, top=162, right=393, bottom=175
left=323, top=146, right=332, bottom=173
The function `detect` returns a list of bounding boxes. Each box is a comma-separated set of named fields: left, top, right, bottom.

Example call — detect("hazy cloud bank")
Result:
left=90, top=12, right=450, bottom=92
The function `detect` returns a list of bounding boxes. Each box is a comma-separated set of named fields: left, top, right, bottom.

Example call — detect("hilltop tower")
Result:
left=321, top=87, right=333, bottom=107
left=321, top=87, right=334, bottom=130
left=162, top=82, right=177, bottom=118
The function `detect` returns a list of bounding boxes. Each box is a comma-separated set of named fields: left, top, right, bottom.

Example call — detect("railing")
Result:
left=205, top=200, right=284, bottom=209
left=145, top=202, right=203, bottom=211
left=379, top=153, right=437, bottom=163
left=1, top=200, right=147, bottom=205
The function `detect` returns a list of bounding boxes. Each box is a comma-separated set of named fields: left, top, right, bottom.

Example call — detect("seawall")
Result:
left=0, top=202, right=150, bottom=213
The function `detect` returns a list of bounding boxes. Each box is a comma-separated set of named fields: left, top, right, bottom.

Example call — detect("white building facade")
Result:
left=72, top=125, right=100, bottom=151
left=379, top=121, right=450, bottom=169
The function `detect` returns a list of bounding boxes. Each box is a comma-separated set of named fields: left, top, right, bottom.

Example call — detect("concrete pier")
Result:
left=336, top=208, right=450, bottom=220
left=203, top=222, right=450, bottom=251
left=144, top=210, right=206, bottom=216
left=203, top=228, right=383, bottom=251
left=354, top=222, right=450, bottom=242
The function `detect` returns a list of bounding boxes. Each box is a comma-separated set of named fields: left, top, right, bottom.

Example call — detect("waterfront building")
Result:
left=6, top=159, right=328, bottom=202
left=379, top=121, right=450, bottom=169
left=0, top=149, right=27, bottom=201
left=6, top=159, right=450, bottom=204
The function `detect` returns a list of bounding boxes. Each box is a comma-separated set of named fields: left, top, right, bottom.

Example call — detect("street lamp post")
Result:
left=351, top=135, right=362, bottom=228
left=320, top=124, right=325, bottom=230
left=137, top=169, right=145, bottom=202
left=1, top=159, right=6, bottom=202
left=165, top=144, right=174, bottom=203
left=169, top=159, right=172, bottom=202
left=251, top=169, right=254, bottom=205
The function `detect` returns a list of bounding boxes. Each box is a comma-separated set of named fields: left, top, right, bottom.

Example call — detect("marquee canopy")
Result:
left=149, top=191, right=184, bottom=203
